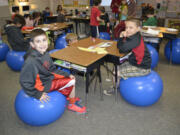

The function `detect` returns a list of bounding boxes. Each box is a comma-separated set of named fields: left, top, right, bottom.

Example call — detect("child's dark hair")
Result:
left=13, top=14, right=25, bottom=26
left=99, top=6, right=105, bottom=13
left=24, top=29, right=47, bottom=60
left=93, top=0, right=102, bottom=6
left=146, top=8, right=154, bottom=15
left=14, top=8, right=19, bottom=12
left=32, top=12, right=41, bottom=19
left=30, top=29, right=46, bottom=41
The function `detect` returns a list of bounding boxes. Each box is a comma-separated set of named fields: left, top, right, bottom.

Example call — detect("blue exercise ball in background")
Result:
left=49, top=49, right=60, bottom=54
left=0, top=43, right=9, bottom=62
left=6, top=51, right=26, bottom=71
left=15, top=90, right=66, bottom=126
left=164, top=38, right=180, bottom=64
left=67, top=29, right=72, bottom=33
left=57, top=66, right=71, bottom=75
left=119, top=71, right=163, bottom=106
left=55, top=34, right=67, bottom=49
left=146, top=44, right=159, bottom=69
left=99, top=32, right=111, bottom=40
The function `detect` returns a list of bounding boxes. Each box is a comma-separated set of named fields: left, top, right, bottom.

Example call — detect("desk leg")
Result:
left=114, top=64, right=118, bottom=102
left=75, top=21, right=78, bottom=35
left=85, top=73, right=89, bottom=113
left=97, top=65, right=103, bottom=100
left=170, top=39, right=173, bottom=65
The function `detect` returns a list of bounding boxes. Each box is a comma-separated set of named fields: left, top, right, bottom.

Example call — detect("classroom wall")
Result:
left=12, top=0, right=50, bottom=15
left=0, top=1, right=11, bottom=29
left=50, top=0, right=63, bottom=14
left=136, top=0, right=180, bottom=18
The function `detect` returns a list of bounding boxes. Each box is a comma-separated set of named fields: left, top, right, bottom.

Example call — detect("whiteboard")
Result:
left=79, top=0, right=89, bottom=5
left=0, top=0, right=8, bottom=6
left=101, top=0, right=112, bottom=6
left=63, top=0, right=73, bottom=5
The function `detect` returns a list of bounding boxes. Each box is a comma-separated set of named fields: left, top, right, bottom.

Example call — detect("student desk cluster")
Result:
left=50, top=38, right=124, bottom=109
left=66, top=16, right=90, bottom=36
left=22, top=22, right=73, bottom=41
left=141, top=26, right=179, bottom=63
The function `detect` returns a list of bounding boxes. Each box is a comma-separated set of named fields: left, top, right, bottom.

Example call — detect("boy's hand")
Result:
left=69, top=74, right=75, bottom=79
left=120, top=31, right=127, bottom=37
left=40, top=92, right=50, bottom=103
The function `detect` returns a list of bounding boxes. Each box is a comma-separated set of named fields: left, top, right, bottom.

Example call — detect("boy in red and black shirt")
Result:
left=117, top=19, right=151, bottom=79
left=20, top=29, right=86, bottom=114
left=90, top=0, right=103, bottom=42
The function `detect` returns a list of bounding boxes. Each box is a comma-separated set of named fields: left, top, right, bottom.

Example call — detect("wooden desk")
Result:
left=22, top=22, right=73, bottom=34
left=142, top=26, right=179, bottom=63
left=51, top=37, right=124, bottom=102
left=50, top=46, right=106, bottom=67
left=150, top=27, right=179, bottom=35
left=66, top=16, right=90, bottom=35
left=142, top=26, right=179, bottom=37
left=50, top=46, right=106, bottom=108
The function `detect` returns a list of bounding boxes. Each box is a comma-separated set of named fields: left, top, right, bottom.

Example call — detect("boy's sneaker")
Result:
left=103, top=86, right=114, bottom=96
left=66, top=97, right=82, bottom=104
left=67, top=104, right=86, bottom=114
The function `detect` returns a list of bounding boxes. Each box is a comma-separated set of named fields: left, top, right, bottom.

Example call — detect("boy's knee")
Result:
left=70, top=79, right=75, bottom=85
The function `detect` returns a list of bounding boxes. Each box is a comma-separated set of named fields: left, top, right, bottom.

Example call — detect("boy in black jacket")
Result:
left=117, top=18, right=151, bottom=79
left=5, top=15, right=29, bottom=51
left=20, top=29, right=86, bottom=114
left=104, top=19, right=151, bottom=96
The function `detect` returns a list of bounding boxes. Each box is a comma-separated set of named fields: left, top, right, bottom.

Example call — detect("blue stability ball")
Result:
left=164, top=38, right=180, bottom=64
left=55, top=34, right=67, bottom=49
left=49, top=49, right=60, bottom=54
left=6, top=51, right=26, bottom=71
left=0, top=43, right=9, bottom=61
left=57, top=67, right=71, bottom=75
left=119, top=71, right=163, bottom=106
left=99, top=32, right=111, bottom=40
left=146, top=44, right=159, bottom=69
left=15, top=90, right=66, bottom=126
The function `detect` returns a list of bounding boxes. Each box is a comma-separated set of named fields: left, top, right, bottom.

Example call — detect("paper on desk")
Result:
left=41, top=27, right=49, bottom=31
left=78, top=47, right=108, bottom=54
left=78, top=47, right=96, bottom=52
left=145, top=28, right=159, bottom=35
left=94, top=47, right=108, bottom=54
left=88, top=42, right=112, bottom=49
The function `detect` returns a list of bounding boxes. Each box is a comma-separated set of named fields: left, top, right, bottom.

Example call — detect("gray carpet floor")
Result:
left=0, top=39, right=180, bottom=135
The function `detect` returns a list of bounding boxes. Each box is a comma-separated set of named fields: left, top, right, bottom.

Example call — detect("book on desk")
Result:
left=54, top=60, right=87, bottom=72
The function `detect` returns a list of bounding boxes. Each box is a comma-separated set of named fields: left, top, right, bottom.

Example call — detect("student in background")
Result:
left=65, top=33, right=78, bottom=45
left=56, top=5, right=63, bottom=13
left=142, top=9, right=157, bottom=26
left=12, top=8, right=19, bottom=20
left=20, top=29, right=86, bottom=114
left=24, top=14, right=34, bottom=27
left=42, top=7, right=52, bottom=23
left=43, top=7, right=52, bottom=17
left=57, top=9, right=65, bottom=23
left=5, top=15, right=29, bottom=51
left=32, top=12, right=41, bottom=27
left=90, top=0, right=104, bottom=42
left=98, top=6, right=110, bottom=33
left=110, top=0, right=121, bottom=19
left=119, top=0, right=128, bottom=21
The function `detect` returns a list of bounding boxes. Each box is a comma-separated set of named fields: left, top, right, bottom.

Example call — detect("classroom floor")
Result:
left=0, top=38, right=180, bottom=135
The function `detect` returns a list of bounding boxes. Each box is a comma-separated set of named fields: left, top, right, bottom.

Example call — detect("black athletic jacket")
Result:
left=20, top=49, right=69, bottom=99
left=5, top=24, right=29, bottom=51
left=117, top=32, right=151, bottom=69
